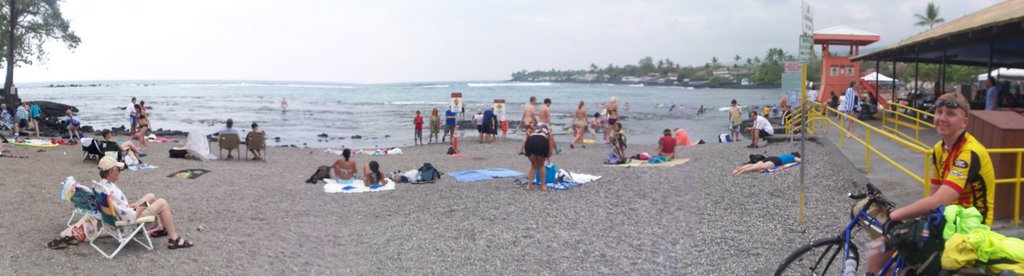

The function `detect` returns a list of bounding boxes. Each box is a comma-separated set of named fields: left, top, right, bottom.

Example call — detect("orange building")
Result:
left=813, top=25, right=880, bottom=102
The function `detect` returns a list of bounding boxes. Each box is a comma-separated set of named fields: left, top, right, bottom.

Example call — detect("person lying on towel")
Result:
left=731, top=152, right=800, bottom=175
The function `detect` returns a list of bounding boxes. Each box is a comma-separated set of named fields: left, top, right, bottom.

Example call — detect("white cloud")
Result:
left=9, top=0, right=1005, bottom=84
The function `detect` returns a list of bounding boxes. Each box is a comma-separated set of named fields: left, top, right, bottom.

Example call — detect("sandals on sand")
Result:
left=168, top=237, right=194, bottom=250
left=46, top=236, right=78, bottom=249
left=149, top=227, right=169, bottom=238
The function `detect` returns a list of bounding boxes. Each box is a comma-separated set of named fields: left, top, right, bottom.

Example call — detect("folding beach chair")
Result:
left=245, top=132, right=266, bottom=161
left=91, top=190, right=155, bottom=259
left=218, top=133, right=240, bottom=160
left=99, top=140, right=124, bottom=162
left=61, top=176, right=101, bottom=226
left=82, top=138, right=103, bottom=161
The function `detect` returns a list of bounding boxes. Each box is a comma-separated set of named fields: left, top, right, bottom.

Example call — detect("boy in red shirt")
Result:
left=655, top=128, right=676, bottom=160
left=413, top=111, right=424, bottom=145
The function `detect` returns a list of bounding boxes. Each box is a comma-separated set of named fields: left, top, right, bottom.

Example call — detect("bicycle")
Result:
left=774, top=183, right=902, bottom=276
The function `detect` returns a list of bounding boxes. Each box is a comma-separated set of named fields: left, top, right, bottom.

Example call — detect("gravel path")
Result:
left=0, top=133, right=880, bottom=274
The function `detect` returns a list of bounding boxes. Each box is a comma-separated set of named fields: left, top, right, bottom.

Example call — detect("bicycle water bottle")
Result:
left=843, top=257, right=857, bottom=276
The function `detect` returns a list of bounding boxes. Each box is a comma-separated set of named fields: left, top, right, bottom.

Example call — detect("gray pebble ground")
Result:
left=1, top=134, right=879, bottom=274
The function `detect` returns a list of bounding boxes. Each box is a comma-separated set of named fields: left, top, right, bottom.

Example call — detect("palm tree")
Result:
left=914, top=2, right=945, bottom=29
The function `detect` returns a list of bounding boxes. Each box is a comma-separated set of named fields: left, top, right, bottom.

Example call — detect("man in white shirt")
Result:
left=92, top=156, right=194, bottom=249
left=744, top=111, right=773, bottom=148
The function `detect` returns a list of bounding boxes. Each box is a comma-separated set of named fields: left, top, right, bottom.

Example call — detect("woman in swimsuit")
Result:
left=607, top=96, right=619, bottom=126
left=429, top=108, right=440, bottom=144
left=363, top=160, right=388, bottom=187
left=521, top=123, right=555, bottom=191
left=332, top=149, right=358, bottom=183
left=134, top=103, right=150, bottom=151
left=570, top=101, right=586, bottom=149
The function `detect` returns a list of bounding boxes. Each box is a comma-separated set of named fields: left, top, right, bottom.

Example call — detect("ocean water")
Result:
left=18, top=81, right=786, bottom=149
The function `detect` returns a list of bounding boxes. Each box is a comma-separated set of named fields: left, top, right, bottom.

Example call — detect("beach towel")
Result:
left=127, top=163, right=158, bottom=171
left=448, top=168, right=524, bottom=183
left=604, top=158, right=689, bottom=168
left=167, top=169, right=211, bottom=180
left=763, top=162, right=799, bottom=173
left=564, top=172, right=602, bottom=184
left=147, top=136, right=178, bottom=143
left=322, top=178, right=395, bottom=193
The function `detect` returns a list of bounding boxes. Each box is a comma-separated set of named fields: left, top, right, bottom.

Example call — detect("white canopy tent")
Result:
left=861, top=72, right=898, bottom=83
left=977, top=68, right=1024, bottom=81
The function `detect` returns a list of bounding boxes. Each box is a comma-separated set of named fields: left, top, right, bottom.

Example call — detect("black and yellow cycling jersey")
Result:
left=930, top=131, right=996, bottom=225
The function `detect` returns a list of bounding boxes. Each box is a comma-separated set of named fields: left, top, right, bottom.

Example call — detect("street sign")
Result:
left=799, top=35, right=813, bottom=64
left=785, top=61, right=802, bottom=73
left=802, top=1, right=813, bottom=35
left=781, top=72, right=802, bottom=92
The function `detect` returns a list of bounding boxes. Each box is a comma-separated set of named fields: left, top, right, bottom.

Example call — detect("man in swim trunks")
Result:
left=731, top=152, right=800, bottom=175
left=570, top=100, right=586, bottom=149
left=443, top=107, right=457, bottom=144
left=519, top=96, right=536, bottom=134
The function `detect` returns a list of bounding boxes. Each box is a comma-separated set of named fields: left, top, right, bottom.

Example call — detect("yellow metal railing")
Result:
left=881, top=101, right=934, bottom=149
left=789, top=102, right=1024, bottom=225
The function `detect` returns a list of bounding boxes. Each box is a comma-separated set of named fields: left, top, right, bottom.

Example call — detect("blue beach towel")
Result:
left=449, top=168, right=524, bottom=183
left=763, top=162, right=800, bottom=173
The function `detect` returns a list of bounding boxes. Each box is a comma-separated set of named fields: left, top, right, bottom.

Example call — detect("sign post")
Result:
left=798, top=0, right=812, bottom=225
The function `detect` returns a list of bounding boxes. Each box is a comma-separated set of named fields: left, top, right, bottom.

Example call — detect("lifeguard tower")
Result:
left=813, top=25, right=880, bottom=103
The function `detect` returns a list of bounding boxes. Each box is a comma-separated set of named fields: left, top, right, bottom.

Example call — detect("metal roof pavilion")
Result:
left=852, top=0, right=1024, bottom=67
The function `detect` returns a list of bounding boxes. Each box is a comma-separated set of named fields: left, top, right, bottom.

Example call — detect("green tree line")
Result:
left=511, top=48, right=821, bottom=87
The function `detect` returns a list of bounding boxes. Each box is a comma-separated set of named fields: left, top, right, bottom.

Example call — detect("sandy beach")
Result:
left=2, top=133, right=875, bottom=274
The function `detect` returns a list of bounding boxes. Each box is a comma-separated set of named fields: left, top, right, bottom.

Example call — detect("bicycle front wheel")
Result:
left=774, top=237, right=859, bottom=276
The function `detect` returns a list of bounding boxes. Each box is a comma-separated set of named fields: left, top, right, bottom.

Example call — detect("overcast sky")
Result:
left=14, top=0, right=1003, bottom=84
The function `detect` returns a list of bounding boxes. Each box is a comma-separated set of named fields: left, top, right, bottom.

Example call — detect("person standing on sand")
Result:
left=429, top=108, right=440, bottom=144
left=126, top=97, right=137, bottom=136
left=482, top=107, right=496, bottom=144
left=500, top=115, right=508, bottom=142
left=538, top=98, right=558, bottom=155
left=607, top=96, right=619, bottom=128
left=474, top=110, right=484, bottom=143
left=516, top=96, right=540, bottom=153
left=29, top=102, right=41, bottom=138
left=443, top=107, right=457, bottom=144
left=413, top=110, right=423, bottom=146
left=570, top=100, right=586, bottom=149
left=521, top=123, right=555, bottom=191
left=729, top=99, right=742, bottom=142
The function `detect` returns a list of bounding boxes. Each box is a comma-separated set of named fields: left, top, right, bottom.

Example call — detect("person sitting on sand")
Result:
left=744, top=111, right=773, bottom=148
left=102, top=129, right=144, bottom=164
left=332, top=149, right=357, bottom=183
left=654, top=129, right=676, bottom=160
left=246, top=122, right=265, bottom=160
left=521, top=122, right=555, bottom=191
left=731, top=152, right=800, bottom=175
left=610, top=122, right=628, bottom=163
left=65, top=109, right=81, bottom=140
left=363, top=161, right=388, bottom=187
left=674, top=128, right=692, bottom=147
left=91, top=156, right=194, bottom=249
